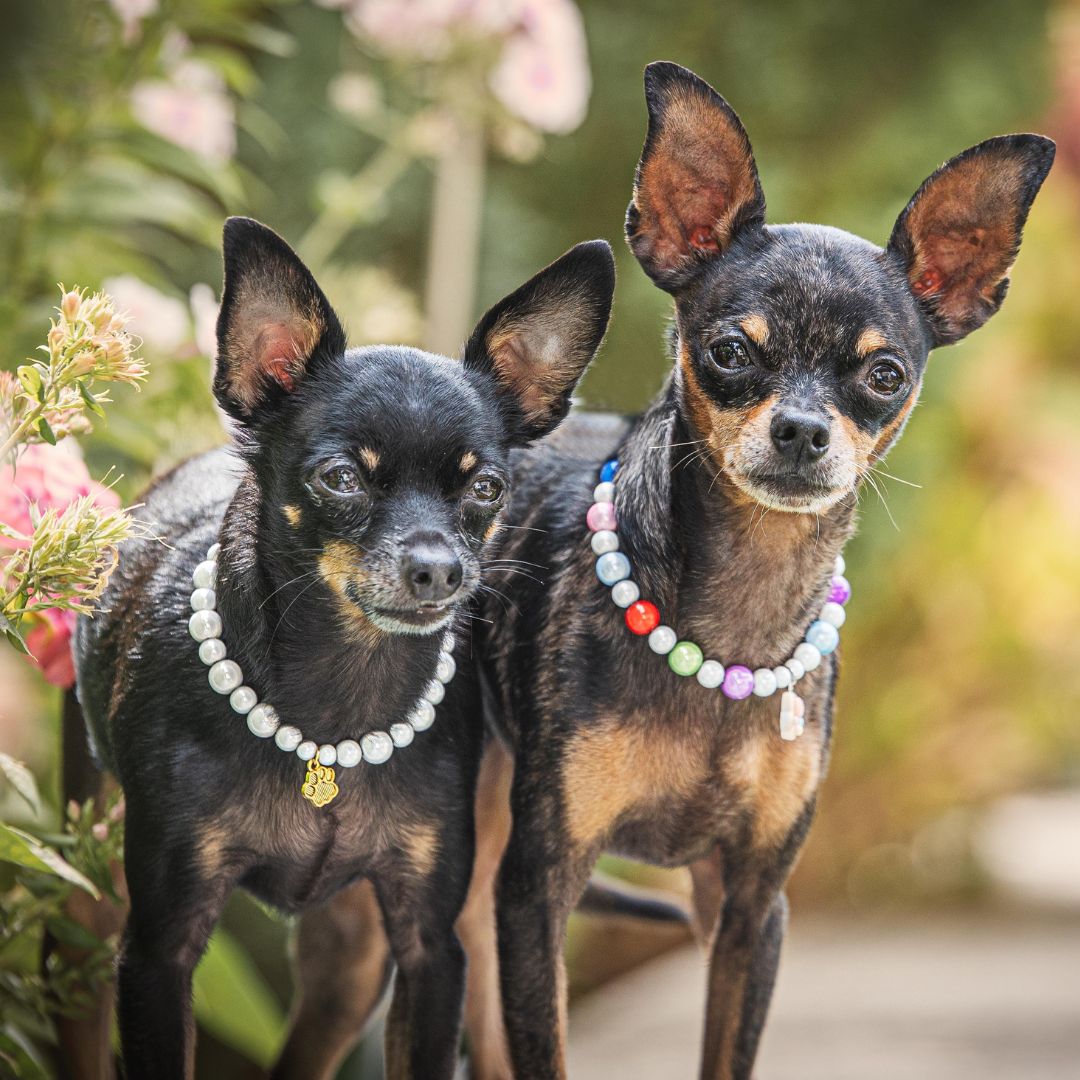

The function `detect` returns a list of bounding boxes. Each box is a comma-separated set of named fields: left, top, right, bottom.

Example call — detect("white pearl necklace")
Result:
left=187, top=543, right=457, bottom=807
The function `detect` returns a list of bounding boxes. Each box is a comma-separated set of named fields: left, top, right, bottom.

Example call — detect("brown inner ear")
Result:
left=487, top=325, right=560, bottom=425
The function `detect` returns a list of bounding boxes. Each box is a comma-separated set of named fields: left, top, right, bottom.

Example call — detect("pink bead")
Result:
left=827, top=575, right=851, bottom=606
left=722, top=664, right=755, bottom=700
left=586, top=501, right=617, bottom=532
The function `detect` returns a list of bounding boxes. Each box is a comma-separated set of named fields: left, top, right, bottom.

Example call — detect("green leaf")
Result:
left=36, top=417, right=55, bottom=445
left=193, top=929, right=285, bottom=1067
left=0, top=825, right=99, bottom=898
left=16, top=366, right=41, bottom=396
left=0, top=1027, right=49, bottom=1080
left=76, top=380, right=105, bottom=418
left=44, top=915, right=106, bottom=952
left=0, top=754, right=41, bottom=815
left=3, top=626, right=31, bottom=656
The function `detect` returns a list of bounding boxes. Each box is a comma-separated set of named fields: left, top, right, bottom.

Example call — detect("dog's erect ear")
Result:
left=213, top=217, right=346, bottom=422
left=462, top=240, right=615, bottom=443
left=626, top=61, right=765, bottom=293
left=887, top=135, right=1054, bottom=346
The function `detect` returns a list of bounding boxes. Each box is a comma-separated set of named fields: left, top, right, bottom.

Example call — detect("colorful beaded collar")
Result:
left=186, top=543, right=457, bottom=808
left=586, top=459, right=851, bottom=740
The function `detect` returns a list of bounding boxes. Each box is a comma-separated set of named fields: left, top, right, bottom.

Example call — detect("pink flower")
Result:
left=1, top=444, right=120, bottom=689
left=102, top=275, right=191, bottom=354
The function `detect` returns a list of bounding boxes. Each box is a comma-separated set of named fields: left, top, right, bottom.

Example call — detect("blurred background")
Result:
left=1, top=1, right=1078, bottom=1077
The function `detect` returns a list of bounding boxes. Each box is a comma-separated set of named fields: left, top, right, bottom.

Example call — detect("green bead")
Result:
left=667, top=640, right=703, bottom=676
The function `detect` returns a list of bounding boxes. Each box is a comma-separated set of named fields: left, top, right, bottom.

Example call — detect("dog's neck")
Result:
left=617, top=384, right=855, bottom=666
left=210, top=472, right=445, bottom=743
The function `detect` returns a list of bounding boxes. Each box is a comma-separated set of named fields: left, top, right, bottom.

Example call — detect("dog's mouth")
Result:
left=342, top=580, right=461, bottom=636
left=730, top=467, right=850, bottom=514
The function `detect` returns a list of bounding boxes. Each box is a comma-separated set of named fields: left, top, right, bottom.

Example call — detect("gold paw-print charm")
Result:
left=301, top=757, right=339, bottom=807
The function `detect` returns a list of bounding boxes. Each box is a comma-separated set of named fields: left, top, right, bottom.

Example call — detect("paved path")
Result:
left=567, top=914, right=1080, bottom=1079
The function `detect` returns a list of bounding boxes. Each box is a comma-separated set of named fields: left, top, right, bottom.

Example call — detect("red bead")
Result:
left=625, top=600, right=660, bottom=635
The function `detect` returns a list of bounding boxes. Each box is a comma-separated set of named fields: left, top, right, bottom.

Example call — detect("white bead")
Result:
left=648, top=626, right=677, bottom=654
left=192, top=560, right=217, bottom=590
left=296, top=740, right=317, bottom=761
left=779, top=691, right=805, bottom=742
left=410, top=699, right=436, bottom=731
left=752, top=668, right=778, bottom=697
left=590, top=530, right=619, bottom=555
left=834, top=553, right=846, bottom=576
left=317, top=744, right=337, bottom=766
left=190, top=587, right=216, bottom=612
left=274, top=724, right=302, bottom=751
left=207, top=543, right=221, bottom=560
left=229, top=686, right=257, bottom=714
left=819, top=601, right=846, bottom=628
left=208, top=659, right=243, bottom=694
left=773, top=665, right=792, bottom=690
left=595, top=551, right=631, bottom=585
left=442, top=631, right=455, bottom=653
left=390, top=722, right=415, bottom=748
left=610, top=580, right=640, bottom=607
left=785, top=658, right=805, bottom=682
left=793, top=642, right=822, bottom=672
left=436, top=652, right=456, bottom=683
left=593, top=481, right=616, bottom=503
left=362, top=731, right=394, bottom=764
left=188, top=609, right=222, bottom=642
left=336, top=739, right=362, bottom=767
left=247, top=704, right=279, bottom=738
left=696, top=659, right=725, bottom=688
left=424, top=679, right=445, bottom=705
left=198, top=638, right=226, bottom=665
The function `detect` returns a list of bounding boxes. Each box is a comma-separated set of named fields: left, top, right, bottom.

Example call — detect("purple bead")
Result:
left=586, top=501, right=617, bottom=532
left=827, top=574, right=851, bottom=606
left=722, top=664, right=755, bottom=700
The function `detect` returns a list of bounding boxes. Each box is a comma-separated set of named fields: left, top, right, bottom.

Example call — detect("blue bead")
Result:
left=599, top=458, right=619, bottom=483
left=805, top=619, right=840, bottom=655
left=595, top=551, right=631, bottom=586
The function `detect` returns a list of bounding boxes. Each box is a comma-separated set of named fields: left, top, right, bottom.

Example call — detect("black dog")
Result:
left=468, top=63, right=1053, bottom=1079
left=72, top=217, right=615, bottom=1079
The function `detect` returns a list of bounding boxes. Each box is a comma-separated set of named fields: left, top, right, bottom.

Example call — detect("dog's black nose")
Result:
left=401, top=539, right=462, bottom=603
left=770, top=408, right=831, bottom=463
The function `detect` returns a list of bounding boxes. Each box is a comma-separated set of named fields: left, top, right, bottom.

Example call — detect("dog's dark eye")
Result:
left=471, top=477, right=504, bottom=503
left=867, top=361, right=905, bottom=396
left=709, top=338, right=752, bottom=372
left=320, top=465, right=360, bottom=494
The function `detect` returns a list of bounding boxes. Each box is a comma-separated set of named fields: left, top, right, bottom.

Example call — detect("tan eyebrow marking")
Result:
left=739, top=314, right=769, bottom=347
left=459, top=451, right=478, bottom=472
left=283, top=505, right=301, bottom=527
left=358, top=447, right=380, bottom=472
left=856, top=328, right=889, bottom=357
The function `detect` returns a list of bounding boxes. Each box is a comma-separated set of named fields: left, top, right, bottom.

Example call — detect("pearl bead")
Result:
left=828, top=574, right=852, bottom=606
left=247, top=704, right=279, bottom=738
left=198, top=638, right=226, bottom=665
left=599, top=458, right=619, bottom=483
left=793, top=642, right=822, bottom=671
left=336, top=739, right=362, bottom=767
left=207, top=543, right=221, bottom=560
left=586, top=502, right=618, bottom=533
left=722, top=665, right=755, bottom=700
left=442, top=631, right=455, bottom=653
left=773, top=665, right=792, bottom=690
left=668, top=641, right=704, bottom=676
left=697, top=659, right=725, bottom=688
left=317, top=744, right=337, bottom=766
left=805, top=620, right=840, bottom=655
left=390, top=723, right=415, bottom=748
left=591, top=530, right=619, bottom=555
left=229, top=686, right=257, bottom=714
left=785, top=658, right=805, bottom=681
left=424, top=679, right=445, bottom=705
left=410, top=699, right=436, bottom=731
left=611, top=580, right=640, bottom=607
left=188, top=609, right=222, bottom=642
left=593, top=481, right=616, bottom=503
left=190, top=588, right=216, bottom=612
left=436, top=652, right=456, bottom=683
left=648, top=625, right=677, bottom=654
left=595, top=551, right=631, bottom=585
left=296, top=740, right=317, bottom=761
left=834, top=553, right=845, bottom=576
left=208, top=659, right=242, bottom=694
left=752, top=668, right=778, bottom=697
left=819, top=601, right=846, bottom=628
left=362, top=731, right=394, bottom=764
left=274, top=724, right=302, bottom=752
left=192, top=560, right=217, bottom=590
left=625, top=600, right=660, bottom=635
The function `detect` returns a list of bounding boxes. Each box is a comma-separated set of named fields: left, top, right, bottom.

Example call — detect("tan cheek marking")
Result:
left=872, top=391, right=919, bottom=459
left=358, top=447, right=379, bottom=472
left=740, top=314, right=769, bottom=347
left=283, top=504, right=301, bottom=527
left=483, top=520, right=502, bottom=544
left=459, top=451, right=478, bottom=473
left=317, top=540, right=382, bottom=643
left=855, top=328, right=889, bottom=357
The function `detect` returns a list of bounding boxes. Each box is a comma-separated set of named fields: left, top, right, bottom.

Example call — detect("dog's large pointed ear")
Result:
left=463, top=240, right=615, bottom=443
left=626, top=62, right=765, bottom=293
left=212, top=217, right=346, bottom=422
left=887, top=135, right=1054, bottom=346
